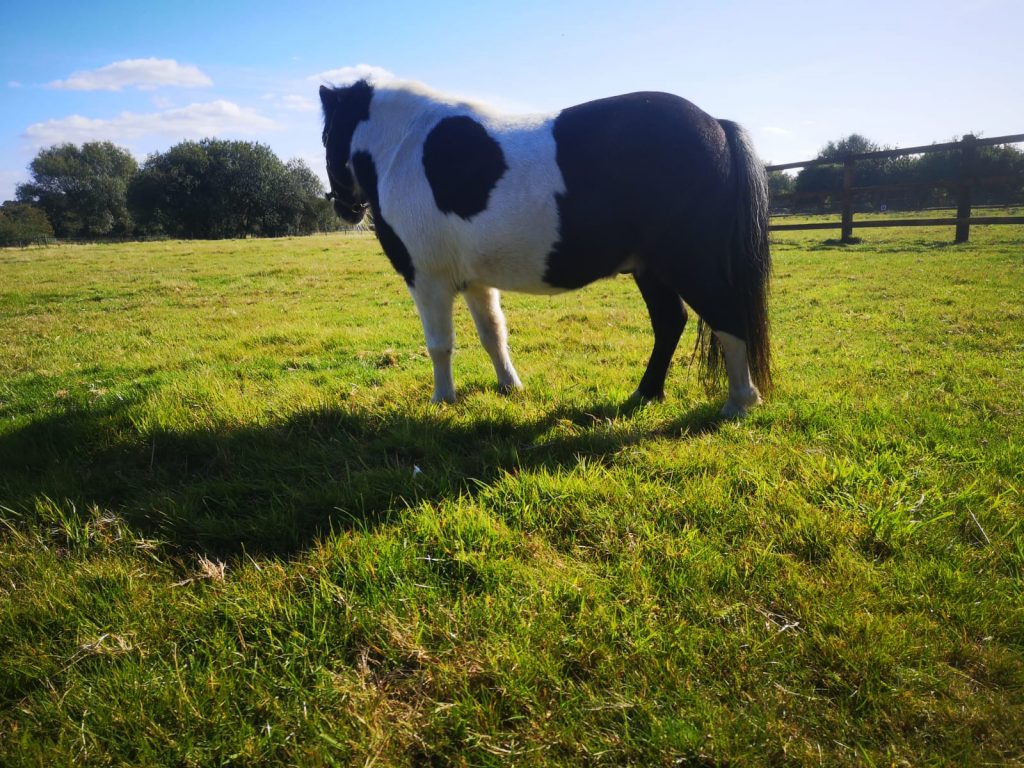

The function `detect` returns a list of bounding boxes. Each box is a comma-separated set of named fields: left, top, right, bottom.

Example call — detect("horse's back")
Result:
left=544, top=91, right=735, bottom=289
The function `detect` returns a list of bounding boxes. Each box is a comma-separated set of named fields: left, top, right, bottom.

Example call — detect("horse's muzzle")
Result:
left=325, top=190, right=368, bottom=224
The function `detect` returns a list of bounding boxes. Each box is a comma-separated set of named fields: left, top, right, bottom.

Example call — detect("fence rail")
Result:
left=767, top=133, right=1024, bottom=242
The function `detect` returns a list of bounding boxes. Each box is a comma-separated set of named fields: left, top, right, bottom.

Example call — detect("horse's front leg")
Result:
left=410, top=278, right=457, bottom=404
left=464, top=285, right=522, bottom=395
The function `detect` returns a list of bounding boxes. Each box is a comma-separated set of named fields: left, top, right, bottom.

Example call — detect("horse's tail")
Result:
left=696, top=119, right=773, bottom=395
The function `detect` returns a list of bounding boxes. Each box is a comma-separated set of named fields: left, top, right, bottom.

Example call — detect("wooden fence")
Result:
left=767, top=133, right=1024, bottom=243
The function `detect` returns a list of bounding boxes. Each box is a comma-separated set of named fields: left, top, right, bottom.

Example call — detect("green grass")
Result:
left=1, top=222, right=1022, bottom=766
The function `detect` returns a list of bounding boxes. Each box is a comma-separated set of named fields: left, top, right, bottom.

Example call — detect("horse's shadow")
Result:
left=0, top=392, right=723, bottom=558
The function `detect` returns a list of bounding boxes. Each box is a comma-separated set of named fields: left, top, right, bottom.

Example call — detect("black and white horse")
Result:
left=320, top=79, right=772, bottom=417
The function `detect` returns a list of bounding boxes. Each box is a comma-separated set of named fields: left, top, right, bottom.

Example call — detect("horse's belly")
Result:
left=473, top=261, right=566, bottom=294
left=455, top=200, right=563, bottom=294
left=459, top=237, right=557, bottom=294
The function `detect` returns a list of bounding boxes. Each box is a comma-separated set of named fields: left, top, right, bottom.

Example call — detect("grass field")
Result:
left=1, top=219, right=1022, bottom=766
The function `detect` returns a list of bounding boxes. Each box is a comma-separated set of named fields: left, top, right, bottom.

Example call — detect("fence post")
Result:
left=955, top=134, right=977, bottom=243
left=841, top=157, right=856, bottom=243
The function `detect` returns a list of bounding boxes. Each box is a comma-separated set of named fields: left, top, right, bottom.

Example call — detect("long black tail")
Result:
left=696, top=119, right=773, bottom=394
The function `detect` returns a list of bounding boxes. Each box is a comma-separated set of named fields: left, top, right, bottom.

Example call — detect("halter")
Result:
left=324, top=188, right=367, bottom=215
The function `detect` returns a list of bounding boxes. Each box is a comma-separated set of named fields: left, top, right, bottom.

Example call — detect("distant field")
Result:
left=1, top=222, right=1022, bottom=765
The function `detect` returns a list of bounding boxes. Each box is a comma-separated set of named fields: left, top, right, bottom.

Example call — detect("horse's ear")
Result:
left=319, top=85, right=335, bottom=110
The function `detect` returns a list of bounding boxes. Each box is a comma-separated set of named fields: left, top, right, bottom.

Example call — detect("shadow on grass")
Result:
left=0, top=394, right=723, bottom=557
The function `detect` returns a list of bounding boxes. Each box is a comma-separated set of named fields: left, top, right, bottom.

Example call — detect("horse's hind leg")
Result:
left=464, top=285, right=522, bottom=394
left=410, top=278, right=457, bottom=403
left=714, top=330, right=761, bottom=418
left=632, top=269, right=687, bottom=401
left=652, top=257, right=761, bottom=417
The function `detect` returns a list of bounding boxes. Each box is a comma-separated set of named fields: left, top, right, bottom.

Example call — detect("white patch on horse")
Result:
left=351, top=83, right=566, bottom=296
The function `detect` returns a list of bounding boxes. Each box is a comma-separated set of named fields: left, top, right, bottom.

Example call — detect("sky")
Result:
left=2, top=0, right=1022, bottom=202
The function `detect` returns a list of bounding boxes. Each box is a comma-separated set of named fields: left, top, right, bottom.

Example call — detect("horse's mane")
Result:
left=323, top=77, right=517, bottom=124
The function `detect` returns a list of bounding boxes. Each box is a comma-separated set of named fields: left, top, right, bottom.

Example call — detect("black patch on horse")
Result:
left=544, top=92, right=732, bottom=293
left=352, top=151, right=416, bottom=286
left=422, top=116, right=508, bottom=220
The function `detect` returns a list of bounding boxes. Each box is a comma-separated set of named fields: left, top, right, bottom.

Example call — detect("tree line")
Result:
left=5, top=133, right=1022, bottom=246
left=768, top=134, right=1024, bottom=214
left=4, top=140, right=343, bottom=246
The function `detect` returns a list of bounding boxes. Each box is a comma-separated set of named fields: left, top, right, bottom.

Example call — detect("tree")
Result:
left=127, top=141, right=210, bottom=236
left=815, top=134, right=880, bottom=162
left=793, top=134, right=893, bottom=212
left=129, top=140, right=339, bottom=238
left=16, top=142, right=137, bottom=238
left=766, top=169, right=794, bottom=204
left=282, top=159, right=338, bottom=234
left=915, top=140, right=1024, bottom=207
left=791, top=133, right=1024, bottom=213
left=0, top=201, right=55, bottom=246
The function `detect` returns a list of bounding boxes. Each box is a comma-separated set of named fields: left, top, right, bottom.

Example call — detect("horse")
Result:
left=320, top=79, right=772, bottom=417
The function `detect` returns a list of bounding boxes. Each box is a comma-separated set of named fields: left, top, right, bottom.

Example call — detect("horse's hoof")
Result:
left=629, top=389, right=664, bottom=404
left=431, top=392, right=457, bottom=405
left=720, top=386, right=761, bottom=418
left=497, top=377, right=523, bottom=396
left=719, top=400, right=748, bottom=419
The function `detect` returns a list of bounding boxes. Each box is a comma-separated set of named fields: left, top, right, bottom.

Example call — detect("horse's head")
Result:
left=320, top=80, right=373, bottom=224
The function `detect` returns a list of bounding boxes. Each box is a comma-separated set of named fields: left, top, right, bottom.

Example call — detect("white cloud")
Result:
left=281, top=94, right=317, bottom=113
left=762, top=125, right=793, bottom=136
left=262, top=93, right=318, bottom=113
left=23, top=101, right=276, bottom=147
left=47, top=58, right=213, bottom=91
left=8, top=81, right=23, bottom=89
left=310, top=64, right=396, bottom=86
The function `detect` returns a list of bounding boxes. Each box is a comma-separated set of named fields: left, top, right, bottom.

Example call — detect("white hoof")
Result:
left=720, top=399, right=748, bottom=419
left=720, top=387, right=761, bottom=419
left=497, top=369, right=523, bottom=394
left=431, top=390, right=457, bottom=405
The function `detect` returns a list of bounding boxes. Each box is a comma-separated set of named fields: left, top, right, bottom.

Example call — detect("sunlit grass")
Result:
left=1, top=224, right=1022, bottom=765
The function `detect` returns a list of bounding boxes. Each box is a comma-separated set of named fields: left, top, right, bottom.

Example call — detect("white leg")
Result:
left=464, top=285, right=522, bottom=394
left=714, top=330, right=762, bottom=418
left=410, top=279, right=457, bottom=404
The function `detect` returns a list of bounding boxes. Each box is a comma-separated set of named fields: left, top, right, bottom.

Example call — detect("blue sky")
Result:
left=2, top=0, right=1022, bottom=201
